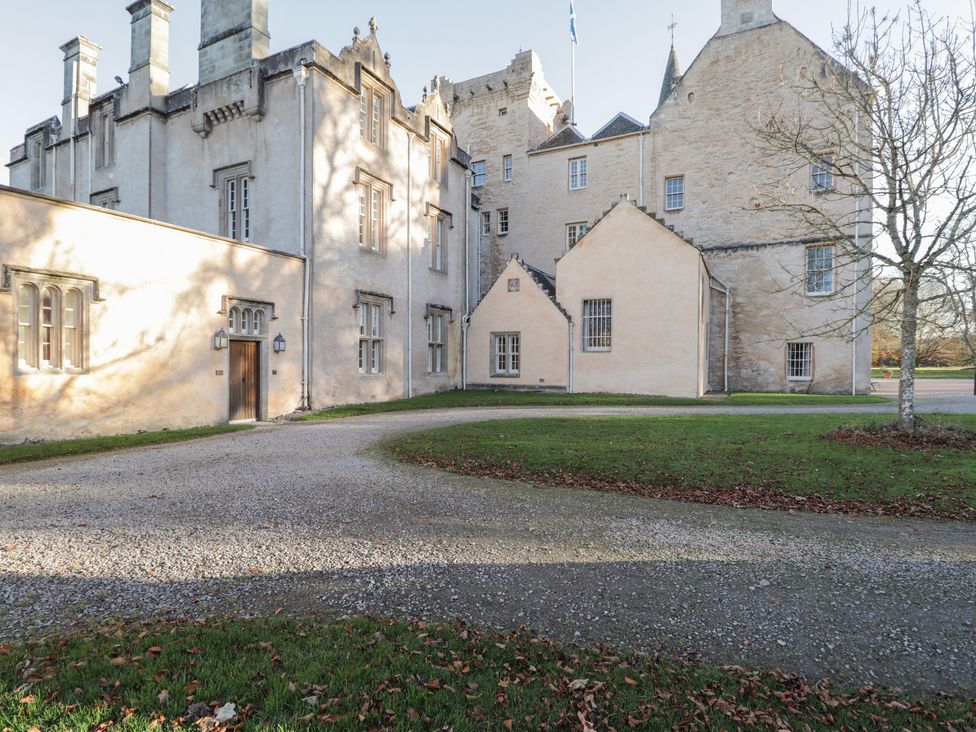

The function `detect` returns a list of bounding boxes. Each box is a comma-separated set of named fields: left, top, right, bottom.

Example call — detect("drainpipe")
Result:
left=462, top=165, right=472, bottom=389
left=708, top=276, right=732, bottom=393
left=638, top=131, right=645, bottom=208
left=567, top=318, right=575, bottom=393
left=461, top=314, right=470, bottom=390
left=87, top=116, right=93, bottom=205
left=406, top=134, right=413, bottom=398
left=294, top=61, right=311, bottom=410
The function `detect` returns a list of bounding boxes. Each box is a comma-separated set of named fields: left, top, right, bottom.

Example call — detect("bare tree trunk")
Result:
left=899, top=279, right=920, bottom=432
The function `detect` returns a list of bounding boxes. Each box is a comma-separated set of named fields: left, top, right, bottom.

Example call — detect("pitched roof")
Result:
left=523, top=262, right=556, bottom=298
left=658, top=45, right=682, bottom=107
left=531, top=125, right=586, bottom=151
left=591, top=112, right=645, bottom=140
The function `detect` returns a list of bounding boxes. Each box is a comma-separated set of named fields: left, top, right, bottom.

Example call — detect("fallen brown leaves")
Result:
left=825, top=421, right=976, bottom=451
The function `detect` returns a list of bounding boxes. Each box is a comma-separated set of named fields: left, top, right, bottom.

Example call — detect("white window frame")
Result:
left=358, top=181, right=387, bottom=253
left=426, top=310, right=449, bottom=375
left=491, top=332, right=520, bottom=376
left=481, top=211, right=491, bottom=239
left=569, top=157, right=588, bottom=190
left=15, top=275, right=90, bottom=373
left=215, top=164, right=253, bottom=242
left=786, top=342, right=814, bottom=381
left=665, top=175, right=685, bottom=211
left=472, top=160, right=487, bottom=188
left=360, top=83, right=387, bottom=148
left=503, top=154, right=513, bottom=182
left=582, top=299, right=612, bottom=352
left=806, top=244, right=835, bottom=296
left=359, top=300, right=385, bottom=374
left=811, top=154, right=835, bottom=192
left=497, top=208, right=509, bottom=236
left=429, top=214, right=448, bottom=272
left=566, top=222, right=589, bottom=250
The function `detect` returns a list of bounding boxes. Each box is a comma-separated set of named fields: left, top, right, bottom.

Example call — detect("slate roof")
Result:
left=530, top=112, right=645, bottom=153
left=658, top=45, right=682, bottom=107
left=532, top=125, right=586, bottom=151
left=591, top=113, right=645, bottom=140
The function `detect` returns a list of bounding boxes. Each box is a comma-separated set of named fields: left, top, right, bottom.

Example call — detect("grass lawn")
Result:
left=2, top=617, right=971, bottom=731
left=388, top=414, right=976, bottom=519
left=300, top=389, right=889, bottom=421
left=872, top=366, right=975, bottom=379
left=0, top=425, right=254, bottom=466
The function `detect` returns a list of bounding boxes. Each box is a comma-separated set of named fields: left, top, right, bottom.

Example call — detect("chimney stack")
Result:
left=198, top=0, right=270, bottom=85
left=717, top=0, right=777, bottom=37
left=60, top=36, right=101, bottom=132
left=127, top=0, right=174, bottom=105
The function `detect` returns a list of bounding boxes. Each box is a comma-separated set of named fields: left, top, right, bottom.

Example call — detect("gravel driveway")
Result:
left=1, top=404, right=975, bottom=695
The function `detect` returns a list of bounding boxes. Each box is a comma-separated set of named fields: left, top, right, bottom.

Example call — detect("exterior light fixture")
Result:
left=213, top=329, right=229, bottom=350
left=273, top=333, right=286, bottom=353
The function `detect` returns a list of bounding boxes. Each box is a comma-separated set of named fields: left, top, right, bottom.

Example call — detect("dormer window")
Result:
left=360, top=82, right=387, bottom=149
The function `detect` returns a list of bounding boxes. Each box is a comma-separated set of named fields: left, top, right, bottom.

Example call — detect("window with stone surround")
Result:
left=93, top=106, right=115, bottom=169
left=215, top=163, right=253, bottom=242
left=357, top=174, right=390, bottom=253
left=360, top=82, right=387, bottom=149
left=91, top=188, right=120, bottom=210
left=358, top=299, right=385, bottom=374
left=497, top=208, right=509, bottom=236
left=786, top=342, right=814, bottom=380
left=569, top=157, right=587, bottom=190
left=582, top=299, right=612, bottom=352
left=806, top=245, right=835, bottom=295
left=665, top=175, right=685, bottom=211
left=430, top=131, right=449, bottom=185
left=472, top=160, right=487, bottom=188
left=15, top=274, right=90, bottom=373
left=429, top=212, right=449, bottom=272
left=426, top=309, right=449, bottom=374
left=503, top=155, right=513, bottom=182
left=492, top=333, right=520, bottom=376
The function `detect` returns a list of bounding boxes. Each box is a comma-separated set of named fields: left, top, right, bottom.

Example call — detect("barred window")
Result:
left=492, top=333, right=520, bottom=376
left=582, top=299, right=612, bottom=352
left=427, top=311, right=448, bottom=374
left=359, top=301, right=384, bottom=374
left=665, top=176, right=685, bottom=211
left=472, top=160, right=487, bottom=188
left=806, top=245, right=834, bottom=295
left=566, top=222, right=589, bottom=249
left=811, top=154, right=835, bottom=191
left=569, top=157, right=587, bottom=190
left=787, top=342, right=814, bottom=380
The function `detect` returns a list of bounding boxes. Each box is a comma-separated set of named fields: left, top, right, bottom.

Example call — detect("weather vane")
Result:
left=668, top=14, right=678, bottom=46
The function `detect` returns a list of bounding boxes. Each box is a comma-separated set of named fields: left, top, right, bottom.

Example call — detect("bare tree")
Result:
left=942, top=241, right=976, bottom=393
left=754, top=1, right=976, bottom=431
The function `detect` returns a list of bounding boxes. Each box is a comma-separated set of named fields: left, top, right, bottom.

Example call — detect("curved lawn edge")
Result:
left=2, top=616, right=972, bottom=729
left=387, top=414, right=976, bottom=523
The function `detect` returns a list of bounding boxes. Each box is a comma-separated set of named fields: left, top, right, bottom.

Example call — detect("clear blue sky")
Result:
left=0, top=0, right=967, bottom=185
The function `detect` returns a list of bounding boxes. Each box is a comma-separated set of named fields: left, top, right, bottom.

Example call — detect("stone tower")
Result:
left=198, top=0, right=270, bottom=85
left=717, top=0, right=778, bottom=37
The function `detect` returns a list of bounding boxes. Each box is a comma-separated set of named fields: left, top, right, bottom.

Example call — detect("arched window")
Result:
left=63, top=289, right=82, bottom=369
left=241, top=308, right=252, bottom=335
left=229, top=306, right=240, bottom=333
left=253, top=309, right=264, bottom=336
left=41, top=287, right=60, bottom=367
left=17, top=284, right=37, bottom=369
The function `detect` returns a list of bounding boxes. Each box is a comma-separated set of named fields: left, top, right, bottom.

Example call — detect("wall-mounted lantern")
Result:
left=212, top=328, right=229, bottom=350
left=273, top=333, right=286, bottom=353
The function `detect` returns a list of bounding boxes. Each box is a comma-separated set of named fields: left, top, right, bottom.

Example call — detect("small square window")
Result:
left=498, top=108, right=508, bottom=117
left=508, top=278, right=520, bottom=292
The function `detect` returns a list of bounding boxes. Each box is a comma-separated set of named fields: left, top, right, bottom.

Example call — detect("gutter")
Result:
left=567, top=319, right=576, bottom=394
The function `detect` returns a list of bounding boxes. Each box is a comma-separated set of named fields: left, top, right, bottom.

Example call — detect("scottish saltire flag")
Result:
left=570, top=0, right=579, bottom=45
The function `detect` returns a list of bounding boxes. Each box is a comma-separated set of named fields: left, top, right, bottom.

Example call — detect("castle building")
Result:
left=2, top=0, right=871, bottom=441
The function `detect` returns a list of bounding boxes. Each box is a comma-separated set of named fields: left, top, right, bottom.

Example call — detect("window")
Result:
left=472, top=160, right=487, bottom=188
left=481, top=211, right=491, bottom=239
left=498, top=108, right=508, bottom=117
left=93, top=107, right=115, bottom=169
left=806, top=245, right=835, bottom=295
left=492, top=333, right=520, bottom=376
left=582, top=299, right=612, bottom=352
left=216, top=164, right=252, bottom=242
left=503, top=155, right=513, bottom=182
left=358, top=182, right=386, bottom=252
left=91, top=188, right=119, bottom=210
left=16, top=279, right=88, bottom=372
left=787, top=342, right=814, bottom=380
left=427, top=311, right=448, bottom=374
left=430, top=214, right=448, bottom=272
left=358, top=301, right=384, bottom=374
left=29, top=135, right=46, bottom=191
left=227, top=302, right=269, bottom=336
left=569, top=157, right=587, bottom=190
left=497, top=208, right=509, bottom=236
left=507, top=278, right=520, bottom=292
left=566, top=222, right=589, bottom=249
left=430, top=133, right=449, bottom=185
left=811, top=154, right=835, bottom=192
left=665, top=176, right=685, bottom=211
left=360, top=83, right=386, bottom=148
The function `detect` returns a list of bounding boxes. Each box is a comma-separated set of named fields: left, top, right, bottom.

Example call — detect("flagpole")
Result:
left=571, top=37, right=576, bottom=124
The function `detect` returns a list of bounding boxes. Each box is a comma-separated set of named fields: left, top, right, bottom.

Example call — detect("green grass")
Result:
left=872, top=366, right=975, bottom=379
left=388, top=414, right=976, bottom=513
left=2, top=618, right=971, bottom=730
left=0, top=425, right=254, bottom=466
left=300, top=389, right=889, bottom=420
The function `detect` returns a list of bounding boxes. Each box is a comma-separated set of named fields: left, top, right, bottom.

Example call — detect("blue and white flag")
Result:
left=570, top=0, right=579, bottom=45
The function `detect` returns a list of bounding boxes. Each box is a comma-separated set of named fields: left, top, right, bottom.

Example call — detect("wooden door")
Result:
left=229, top=340, right=260, bottom=421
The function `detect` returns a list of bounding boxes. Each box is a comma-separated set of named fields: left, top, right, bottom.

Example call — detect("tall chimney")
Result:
left=60, top=37, right=101, bottom=132
left=198, top=0, right=270, bottom=85
left=127, top=0, right=174, bottom=104
left=717, top=0, right=777, bottom=37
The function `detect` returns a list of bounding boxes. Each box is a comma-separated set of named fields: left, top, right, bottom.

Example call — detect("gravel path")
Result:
left=1, top=404, right=975, bottom=695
